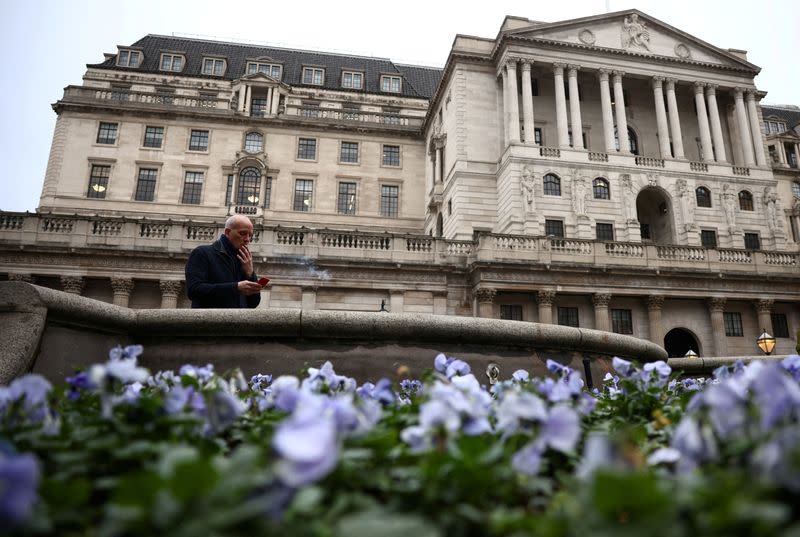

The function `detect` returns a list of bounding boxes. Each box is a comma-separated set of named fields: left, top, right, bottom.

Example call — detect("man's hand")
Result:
left=237, top=245, right=254, bottom=277
left=237, top=280, right=263, bottom=296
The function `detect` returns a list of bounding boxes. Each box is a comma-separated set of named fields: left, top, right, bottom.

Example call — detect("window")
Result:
left=744, top=232, right=761, bottom=250
left=382, top=144, right=400, bottom=167
left=96, top=122, right=118, bottom=145
left=117, top=50, right=141, bottom=68
left=251, top=98, right=268, bottom=117
left=381, top=185, right=399, bottom=218
left=202, top=58, right=226, bottom=76
left=246, top=62, right=282, bottom=79
left=237, top=167, right=261, bottom=205
left=264, top=177, right=273, bottom=209
left=188, top=129, right=209, bottom=151
left=558, top=307, right=579, bottom=328
left=771, top=313, right=789, bottom=338
left=302, top=67, right=324, bottom=85
left=545, top=219, right=564, bottom=238
left=568, top=130, right=588, bottom=148
left=340, top=141, right=359, bottom=163
left=534, top=127, right=542, bottom=145
left=738, top=190, right=754, bottom=211
left=593, top=178, right=610, bottom=199
left=338, top=182, right=357, bottom=214
left=86, top=164, right=110, bottom=198
left=723, top=312, right=743, bottom=337
left=244, top=132, right=263, bottom=153
left=611, top=309, right=633, bottom=335
left=543, top=174, right=561, bottom=196
left=225, top=174, right=234, bottom=205
left=765, top=120, right=787, bottom=134
left=342, top=71, right=363, bottom=89
left=143, top=126, right=164, bottom=149
left=792, top=181, right=800, bottom=198
left=297, top=138, right=317, bottom=160
left=381, top=75, right=402, bottom=93
left=596, top=223, right=614, bottom=241
left=159, top=54, right=184, bottom=72
left=640, top=223, right=651, bottom=240
left=181, top=171, right=204, bottom=204
left=614, top=127, right=639, bottom=154
left=700, top=230, right=718, bottom=248
left=695, top=186, right=712, bottom=208
left=293, top=179, right=313, bottom=211
left=134, top=168, right=158, bottom=201
left=500, top=305, right=523, bottom=321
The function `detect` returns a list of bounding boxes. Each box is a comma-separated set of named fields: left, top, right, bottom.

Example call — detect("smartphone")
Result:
left=258, top=277, right=270, bottom=286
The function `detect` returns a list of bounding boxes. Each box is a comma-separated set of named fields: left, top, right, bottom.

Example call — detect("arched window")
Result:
left=738, top=190, right=754, bottom=211
left=237, top=167, right=261, bottom=205
left=793, top=181, right=800, bottom=198
left=593, top=178, right=610, bottom=199
left=244, top=132, right=263, bottom=153
left=614, top=127, right=639, bottom=155
left=695, top=186, right=712, bottom=208
left=543, top=173, right=561, bottom=196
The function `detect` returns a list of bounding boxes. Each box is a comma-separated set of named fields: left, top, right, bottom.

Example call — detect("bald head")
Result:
left=225, top=215, right=253, bottom=231
left=224, top=215, right=254, bottom=249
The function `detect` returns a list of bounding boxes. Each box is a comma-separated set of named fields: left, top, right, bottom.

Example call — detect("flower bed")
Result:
left=2, top=346, right=800, bottom=536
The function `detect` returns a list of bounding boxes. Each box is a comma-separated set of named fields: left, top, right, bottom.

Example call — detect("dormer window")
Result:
left=117, top=50, right=141, bottom=68
left=341, top=71, right=363, bottom=90
left=202, top=58, right=226, bottom=76
left=247, top=62, right=282, bottom=79
left=159, top=53, right=184, bottom=72
left=380, top=75, right=402, bottom=93
left=302, top=67, right=325, bottom=85
left=764, top=120, right=787, bottom=134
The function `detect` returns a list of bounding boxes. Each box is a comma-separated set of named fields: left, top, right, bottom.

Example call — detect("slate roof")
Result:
left=761, top=105, right=800, bottom=130
left=90, top=34, right=443, bottom=100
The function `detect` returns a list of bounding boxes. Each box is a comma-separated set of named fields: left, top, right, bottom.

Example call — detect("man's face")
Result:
left=225, top=219, right=253, bottom=250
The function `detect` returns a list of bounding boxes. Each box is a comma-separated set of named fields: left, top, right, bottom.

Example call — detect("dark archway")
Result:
left=636, top=187, right=674, bottom=244
left=664, top=327, right=700, bottom=358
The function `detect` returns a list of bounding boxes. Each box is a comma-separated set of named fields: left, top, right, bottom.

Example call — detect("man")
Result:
left=185, top=215, right=264, bottom=308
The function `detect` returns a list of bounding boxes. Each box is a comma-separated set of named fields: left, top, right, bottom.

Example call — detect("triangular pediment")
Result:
left=238, top=72, right=282, bottom=85
left=506, top=9, right=758, bottom=71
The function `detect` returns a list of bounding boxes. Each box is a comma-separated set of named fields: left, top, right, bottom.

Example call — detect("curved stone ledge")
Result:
left=668, top=355, right=790, bottom=375
left=0, top=281, right=668, bottom=385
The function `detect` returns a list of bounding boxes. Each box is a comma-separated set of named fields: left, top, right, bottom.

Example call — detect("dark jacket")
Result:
left=185, top=236, right=261, bottom=308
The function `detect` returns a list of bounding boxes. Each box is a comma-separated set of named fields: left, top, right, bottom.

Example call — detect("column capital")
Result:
left=733, top=86, right=747, bottom=97
left=592, top=293, right=612, bottom=307
left=159, top=279, right=182, bottom=297
left=707, top=297, right=726, bottom=312
left=475, top=288, right=497, bottom=304
left=7, top=273, right=33, bottom=283
left=754, top=298, right=774, bottom=314
left=61, top=276, right=85, bottom=295
left=647, top=295, right=665, bottom=311
left=597, top=69, right=611, bottom=81
left=745, top=88, right=757, bottom=100
left=693, top=81, right=707, bottom=93
left=519, top=60, right=533, bottom=72
left=552, top=62, right=567, bottom=73
left=505, top=58, right=519, bottom=71
left=651, top=76, right=665, bottom=87
left=537, top=289, right=557, bottom=306
left=111, top=277, right=134, bottom=295
left=567, top=64, right=581, bottom=74
left=705, top=83, right=719, bottom=93
left=611, top=70, right=625, bottom=78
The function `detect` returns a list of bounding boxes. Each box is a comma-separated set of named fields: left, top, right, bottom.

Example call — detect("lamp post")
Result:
left=756, top=329, right=776, bottom=355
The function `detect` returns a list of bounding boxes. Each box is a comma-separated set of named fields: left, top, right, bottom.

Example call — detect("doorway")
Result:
left=636, top=187, right=674, bottom=244
left=664, top=327, right=700, bottom=358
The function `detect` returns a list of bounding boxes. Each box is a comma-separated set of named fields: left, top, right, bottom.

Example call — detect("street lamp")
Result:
left=756, top=329, right=776, bottom=355
left=684, top=349, right=698, bottom=357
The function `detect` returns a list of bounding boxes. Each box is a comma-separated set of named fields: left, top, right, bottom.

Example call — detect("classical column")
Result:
left=754, top=299, right=774, bottom=335
left=693, top=82, right=715, bottom=161
left=60, top=276, right=84, bottom=296
left=553, top=64, right=570, bottom=148
left=665, top=78, right=685, bottom=159
left=592, top=293, right=611, bottom=332
left=111, top=277, right=134, bottom=308
left=501, top=67, right=510, bottom=146
left=652, top=77, right=672, bottom=158
left=475, top=288, right=496, bottom=318
left=598, top=70, right=616, bottom=153
left=520, top=61, right=536, bottom=144
left=301, top=285, right=317, bottom=310
left=537, top=290, right=556, bottom=324
left=159, top=280, right=182, bottom=309
left=612, top=71, right=629, bottom=153
left=7, top=273, right=33, bottom=283
left=646, top=295, right=665, bottom=347
left=746, top=90, right=767, bottom=166
left=707, top=297, right=728, bottom=357
left=705, top=85, right=727, bottom=163
left=733, top=88, right=755, bottom=166
left=506, top=60, right=521, bottom=144
left=567, top=65, right=584, bottom=149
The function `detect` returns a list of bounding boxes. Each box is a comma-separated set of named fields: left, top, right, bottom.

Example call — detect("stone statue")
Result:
left=572, top=173, right=588, bottom=216
left=622, top=14, right=650, bottom=51
left=722, top=184, right=736, bottom=231
left=676, top=179, right=696, bottom=231
left=764, top=186, right=783, bottom=231
left=520, top=166, right=536, bottom=213
left=621, top=174, right=637, bottom=222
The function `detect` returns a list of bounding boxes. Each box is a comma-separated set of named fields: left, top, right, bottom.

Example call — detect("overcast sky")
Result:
left=1, top=0, right=797, bottom=212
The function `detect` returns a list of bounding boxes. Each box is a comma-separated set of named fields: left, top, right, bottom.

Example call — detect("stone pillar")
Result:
left=271, top=89, right=281, bottom=115
left=665, top=78, right=685, bottom=159
left=553, top=63, right=570, bottom=148
left=746, top=90, right=767, bottom=166
left=520, top=61, right=536, bottom=144
left=652, top=77, right=672, bottom=158
left=707, top=297, right=728, bottom=357
left=301, top=286, right=317, bottom=310
left=434, top=145, right=442, bottom=184
left=501, top=67, right=509, bottom=146
left=733, top=88, right=755, bottom=166
left=390, top=290, right=404, bottom=313
left=60, top=276, right=84, bottom=296
left=111, top=277, right=134, bottom=308
left=705, top=85, right=727, bottom=163
left=612, top=71, right=629, bottom=153
left=7, top=274, right=33, bottom=283
left=159, top=280, right=182, bottom=309
left=238, top=86, right=247, bottom=113
left=537, top=290, right=556, bottom=324
left=598, top=70, right=616, bottom=153
left=754, top=299, right=774, bottom=335
left=693, top=82, right=715, bottom=162
left=646, top=295, right=665, bottom=347
left=506, top=60, right=521, bottom=144
left=475, top=288, right=496, bottom=318
left=592, top=293, right=611, bottom=332
left=567, top=65, right=584, bottom=149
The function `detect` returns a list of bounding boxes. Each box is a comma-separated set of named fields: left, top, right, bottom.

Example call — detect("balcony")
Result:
left=283, top=104, right=424, bottom=130
left=60, top=86, right=230, bottom=113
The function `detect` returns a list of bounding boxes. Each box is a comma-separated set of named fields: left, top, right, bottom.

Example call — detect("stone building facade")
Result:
left=1, top=9, right=798, bottom=357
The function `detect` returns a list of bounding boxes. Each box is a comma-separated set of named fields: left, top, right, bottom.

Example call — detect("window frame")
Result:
left=188, top=129, right=210, bottom=152
left=557, top=306, right=579, bottom=328
left=543, top=173, right=561, bottom=196
left=159, top=53, right=185, bottom=72
left=263, top=176, right=274, bottom=209
left=86, top=163, right=111, bottom=199
left=339, top=141, right=360, bottom=164
left=744, top=232, right=761, bottom=250
left=96, top=122, right=119, bottom=145
left=236, top=167, right=262, bottom=206
left=723, top=312, right=744, bottom=337
left=792, top=181, right=800, bottom=198
left=695, top=186, right=712, bottom=208
left=142, top=126, right=165, bottom=149
left=380, top=75, right=402, bottom=93
left=544, top=219, right=565, bottom=238
left=700, top=229, right=718, bottom=248
left=246, top=62, right=282, bottom=79
left=611, top=308, right=633, bottom=335
left=738, top=190, right=754, bottom=211
left=244, top=132, right=264, bottom=153
left=302, top=67, right=325, bottom=86
left=500, top=305, right=524, bottom=321
left=341, top=70, right=364, bottom=90
left=116, top=49, right=141, bottom=68
left=134, top=167, right=159, bottom=202
left=380, top=183, right=400, bottom=218
left=596, top=222, right=614, bottom=241
left=771, top=313, right=790, bottom=338
left=201, top=57, right=226, bottom=76
left=297, top=137, right=318, bottom=161
left=293, top=178, right=314, bottom=212
left=593, top=177, right=610, bottom=200
left=382, top=144, right=401, bottom=168
left=181, top=170, right=205, bottom=205
left=337, top=181, right=358, bottom=215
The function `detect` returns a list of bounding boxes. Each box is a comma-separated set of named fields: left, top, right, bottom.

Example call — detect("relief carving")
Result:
left=621, top=14, right=650, bottom=51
